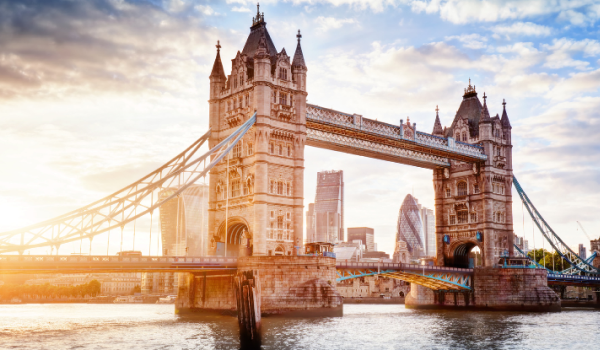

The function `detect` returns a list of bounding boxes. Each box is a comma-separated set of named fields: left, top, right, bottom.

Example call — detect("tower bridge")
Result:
left=1, top=7, right=597, bottom=324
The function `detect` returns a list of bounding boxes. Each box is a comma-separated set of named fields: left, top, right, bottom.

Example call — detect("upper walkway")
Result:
left=306, top=104, right=487, bottom=169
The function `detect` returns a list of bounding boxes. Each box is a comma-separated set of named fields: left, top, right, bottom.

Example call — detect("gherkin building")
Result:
left=396, top=194, right=424, bottom=255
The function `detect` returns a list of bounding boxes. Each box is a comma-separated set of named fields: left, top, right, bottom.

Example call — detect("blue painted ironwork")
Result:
left=336, top=262, right=472, bottom=290
left=513, top=176, right=599, bottom=275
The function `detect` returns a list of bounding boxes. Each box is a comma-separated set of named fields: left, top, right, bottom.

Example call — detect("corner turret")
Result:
left=432, top=105, right=443, bottom=136
left=210, top=41, right=227, bottom=99
left=292, top=30, right=307, bottom=91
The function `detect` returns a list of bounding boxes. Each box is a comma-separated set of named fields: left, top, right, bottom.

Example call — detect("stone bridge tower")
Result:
left=432, top=81, right=514, bottom=268
left=207, top=8, right=307, bottom=257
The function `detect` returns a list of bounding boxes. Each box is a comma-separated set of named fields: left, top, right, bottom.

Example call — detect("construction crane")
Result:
left=577, top=221, right=592, bottom=241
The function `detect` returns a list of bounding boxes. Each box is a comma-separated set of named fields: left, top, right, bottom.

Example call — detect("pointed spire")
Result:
left=292, top=29, right=306, bottom=69
left=501, top=98, right=512, bottom=129
left=252, top=2, right=265, bottom=27
left=479, top=92, right=491, bottom=124
left=210, top=40, right=226, bottom=80
left=432, top=105, right=443, bottom=136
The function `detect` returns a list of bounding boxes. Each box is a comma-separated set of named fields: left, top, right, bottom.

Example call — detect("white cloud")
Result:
left=231, top=6, right=251, bottom=12
left=408, top=0, right=599, bottom=24
left=445, top=33, right=488, bottom=49
left=491, top=22, right=552, bottom=38
left=195, top=5, right=216, bottom=16
left=542, top=38, right=600, bottom=70
left=314, top=16, right=358, bottom=33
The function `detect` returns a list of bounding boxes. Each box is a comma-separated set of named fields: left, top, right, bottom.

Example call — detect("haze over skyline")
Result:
left=0, top=0, right=599, bottom=256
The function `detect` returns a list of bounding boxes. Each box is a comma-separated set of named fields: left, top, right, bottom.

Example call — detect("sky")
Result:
left=0, top=0, right=599, bottom=257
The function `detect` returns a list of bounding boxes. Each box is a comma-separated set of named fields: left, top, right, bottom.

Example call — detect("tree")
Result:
left=527, top=248, right=570, bottom=271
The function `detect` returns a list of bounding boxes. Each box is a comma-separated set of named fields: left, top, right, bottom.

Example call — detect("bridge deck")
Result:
left=0, top=255, right=238, bottom=274
left=306, top=104, right=487, bottom=169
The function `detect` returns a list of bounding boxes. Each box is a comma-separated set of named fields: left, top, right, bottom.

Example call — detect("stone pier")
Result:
left=175, top=256, right=343, bottom=316
left=405, top=267, right=560, bottom=312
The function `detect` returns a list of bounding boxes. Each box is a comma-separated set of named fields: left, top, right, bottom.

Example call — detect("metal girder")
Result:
left=513, top=176, right=599, bottom=275
left=0, top=114, right=257, bottom=254
left=336, top=268, right=472, bottom=290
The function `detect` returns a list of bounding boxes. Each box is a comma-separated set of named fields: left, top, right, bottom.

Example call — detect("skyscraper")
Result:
left=420, top=208, right=435, bottom=257
left=347, top=227, right=375, bottom=252
left=307, top=170, right=344, bottom=244
left=395, top=194, right=425, bottom=257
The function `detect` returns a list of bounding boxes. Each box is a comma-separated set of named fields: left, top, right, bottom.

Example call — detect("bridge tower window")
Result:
left=233, top=143, right=242, bottom=158
left=473, top=184, right=479, bottom=194
left=277, top=181, right=283, bottom=195
left=445, top=187, right=451, bottom=198
left=278, top=144, right=283, bottom=155
left=273, top=91, right=277, bottom=103
left=470, top=211, right=477, bottom=223
left=449, top=215, right=456, bottom=225
left=462, top=132, right=467, bottom=142
left=269, top=142, right=274, bottom=154
left=287, top=182, right=291, bottom=196
left=231, top=179, right=240, bottom=197
left=457, top=181, right=467, bottom=196
left=287, top=145, right=292, bottom=157
left=247, top=143, right=253, bottom=156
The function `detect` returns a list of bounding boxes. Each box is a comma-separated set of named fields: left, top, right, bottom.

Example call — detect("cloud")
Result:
left=408, top=0, right=599, bottom=25
left=195, top=5, right=217, bottom=15
left=231, top=6, right=251, bottom=12
left=445, top=33, right=488, bottom=49
left=491, top=22, right=552, bottom=38
left=314, top=16, right=358, bottom=33
left=542, top=38, right=600, bottom=70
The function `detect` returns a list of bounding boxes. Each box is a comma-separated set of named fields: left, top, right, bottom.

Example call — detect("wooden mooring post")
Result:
left=234, top=270, right=261, bottom=347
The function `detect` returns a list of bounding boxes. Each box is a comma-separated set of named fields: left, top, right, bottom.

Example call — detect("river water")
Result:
left=0, top=304, right=598, bottom=349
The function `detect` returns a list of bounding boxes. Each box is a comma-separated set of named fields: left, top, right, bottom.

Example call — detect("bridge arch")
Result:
left=215, top=217, right=252, bottom=257
left=447, top=239, right=481, bottom=269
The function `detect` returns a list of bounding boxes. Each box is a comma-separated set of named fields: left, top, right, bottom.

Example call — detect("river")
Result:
left=0, top=304, right=598, bottom=349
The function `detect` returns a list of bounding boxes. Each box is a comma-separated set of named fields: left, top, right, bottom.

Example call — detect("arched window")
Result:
left=247, top=143, right=253, bottom=156
left=274, top=246, right=284, bottom=255
left=287, top=182, right=291, bottom=196
left=287, top=145, right=292, bottom=157
left=273, top=91, right=277, bottom=103
left=470, top=211, right=477, bottom=223
left=278, top=144, right=282, bottom=155
left=462, top=132, right=467, bottom=142
left=473, top=184, right=479, bottom=194
left=277, top=216, right=283, bottom=229
left=270, top=180, right=275, bottom=194
left=269, top=143, right=274, bottom=154
left=240, top=74, right=244, bottom=85
left=277, top=181, right=283, bottom=195
left=456, top=204, right=468, bottom=224
left=457, top=181, right=467, bottom=196
left=282, top=182, right=287, bottom=196
left=231, top=179, right=240, bottom=197
left=233, top=143, right=242, bottom=158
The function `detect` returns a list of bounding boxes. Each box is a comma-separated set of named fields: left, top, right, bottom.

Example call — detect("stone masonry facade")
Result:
left=432, top=82, right=514, bottom=268
left=207, top=9, right=307, bottom=257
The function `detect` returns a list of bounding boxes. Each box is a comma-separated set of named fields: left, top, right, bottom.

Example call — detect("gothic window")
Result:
left=269, top=143, right=274, bottom=154
left=286, top=212, right=291, bottom=220
left=247, top=143, right=253, bottom=156
left=278, top=144, right=282, bottom=155
left=457, top=181, right=467, bottom=196
left=231, top=179, right=240, bottom=197
left=473, top=184, right=479, bottom=194
left=450, top=215, right=456, bottom=225
left=270, top=210, right=275, bottom=219
left=282, top=182, right=287, bottom=196
left=240, top=74, right=244, bottom=85
left=497, top=147, right=501, bottom=157
left=277, top=216, right=283, bottom=229
left=277, top=181, right=283, bottom=195
left=273, top=91, right=277, bottom=103
left=287, top=182, right=291, bottom=196
left=470, top=212, right=477, bottom=222
left=228, top=100, right=231, bottom=111
left=233, top=143, right=242, bottom=158
left=462, top=132, right=467, bottom=142
left=446, top=188, right=451, bottom=198
left=234, top=77, right=237, bottom=88
left=270, top=180, right=275, bottom=194
left=287, top=145, right=292, bottom=157
left=245, top=94, right=249, bottom=107
left=279, top=93, right=286, bottom=105
left=455, top=133, right=459, bottom=140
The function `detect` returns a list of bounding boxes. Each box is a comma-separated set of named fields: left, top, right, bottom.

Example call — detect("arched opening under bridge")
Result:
left=452, top=243, right=481, bottom=269
left=217, top=219, right=251, bottom=257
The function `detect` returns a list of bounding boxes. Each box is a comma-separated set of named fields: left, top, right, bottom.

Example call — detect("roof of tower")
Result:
left=479, top=92, right=492, bottom=124
left=432, top=105, right=443, bottom=136
left=501, top=99, right=512, bottom=129
left=292, top=30, right=306, bottom=69
left=210, top=40, right=226, bottom=80
left=444, top=79, right=483, bottom=138
left=241, top=4, right=277, bottom=61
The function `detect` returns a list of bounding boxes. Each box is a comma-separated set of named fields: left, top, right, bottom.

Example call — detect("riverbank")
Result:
left=343, top=297, right=405, bottom=304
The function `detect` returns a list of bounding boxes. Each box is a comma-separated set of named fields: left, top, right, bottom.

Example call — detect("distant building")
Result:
left=142, top=184, right=207, bottom=295
left=334, top=241, right=364, bottom=262
left=101, top=276, right=141, bottom=296
left=347, top=227, right=375, bottom=252
left=362, top=251, right=390, bottom=259
left=306, top=203, right=316, bottom=243
left=25, top=273, right=140, bottom=296
left=523, top=239, right=529, bottom=252
left=306, top=170, right=344, bottom=244
left=395, top=194, right=426, bottom=258
left=159, top=184, right=209, bottom=256
left=420, top=208, right=435, bottom=256
left=579, top=244, right=587, bottom=260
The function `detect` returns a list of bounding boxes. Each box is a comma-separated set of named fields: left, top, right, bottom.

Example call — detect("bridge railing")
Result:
left=335, top=261, right=473, bottom=273
left=306, top=104, right=486, bottom=160
left=0, top=255, right=238, bottom=265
